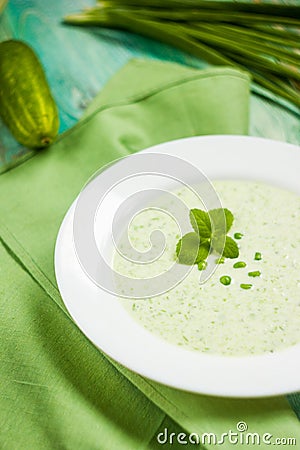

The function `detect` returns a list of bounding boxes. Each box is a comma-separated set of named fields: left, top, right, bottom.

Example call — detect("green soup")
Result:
left=114, top=181, right=300, bottom=356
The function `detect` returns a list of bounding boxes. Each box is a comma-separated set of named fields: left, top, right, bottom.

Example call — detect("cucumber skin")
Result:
left=0, top=40, right=59, bottom=149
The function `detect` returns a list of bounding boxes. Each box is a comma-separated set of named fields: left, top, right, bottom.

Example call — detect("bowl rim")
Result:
left=55, top=135, right=300, bottom=397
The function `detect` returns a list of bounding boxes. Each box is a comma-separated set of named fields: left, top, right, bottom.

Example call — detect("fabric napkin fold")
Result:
left=0, top=59, right=299, bottom=450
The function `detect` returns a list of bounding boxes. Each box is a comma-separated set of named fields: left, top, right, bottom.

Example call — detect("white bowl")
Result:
left=55, top=135, right=300, bottom=397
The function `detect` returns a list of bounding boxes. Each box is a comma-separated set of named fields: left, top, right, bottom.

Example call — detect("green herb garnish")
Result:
left=222, top=236, right=239, bottom=258
left=210, top=208, right=234, bottom=234
left=190, top=208, right=211, bottom=237
left=248, top=270, right=261, bottom=277
left=233, top=261, right=247, bottom=268
left=197, top=241, right=210, bottom=261
left=240, top=283, right=252, bottom=290
left=176, top=207, right=239, bottom=270
left=234, top=232, right=243, bottom=240
left=220, top=275, right=231, bottom=286
left=254, top=252, right=262, bottom=261
left=176, top=232, right=201, bottom=265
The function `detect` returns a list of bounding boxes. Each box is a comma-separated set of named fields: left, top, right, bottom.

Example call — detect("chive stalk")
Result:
left=183, top=25, right=300, bottom=81
left=201, top=23, right=300, bottom=49
left=63, top=1, right=300, bottom=108
left=98, top=0, right=300, bottom=18
left=191, top=23, right=300, bottom=65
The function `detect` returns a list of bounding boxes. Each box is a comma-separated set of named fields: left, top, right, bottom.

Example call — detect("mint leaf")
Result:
left=210, top=208, right=234, bottom=234
left=223, top=208, right=234, bottom=233
left=196, top=241, right=210, bottom=262
left=189, top=209, right=211, bottom=238
left=209, top=208, right=225, bottom=234
left=176, top=207, right=237, bottom=266
left=223, top=208, right=234, bottom=232
left=176, top=232, right=200, bottom=265
left=222, top=236, right=239, bottom=259
left=210, top=233, right=226, bottom=255
left=197, top=260, right=207, bottom=271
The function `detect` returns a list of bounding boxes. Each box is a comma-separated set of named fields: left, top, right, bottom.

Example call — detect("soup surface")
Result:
left=113, top=181, right=300, bottom=356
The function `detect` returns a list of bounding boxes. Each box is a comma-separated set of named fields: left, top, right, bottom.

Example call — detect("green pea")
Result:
left=254, top=252, right=262, bottom=261
left=240, top=283, right=252, bottom=290
left=248, top=271, right=261, bottom=277
left=234, top=232, right=243, bottom=240
left=220, top=276, right=231, bottom=286
left=233, top=261, right=247, bottom=269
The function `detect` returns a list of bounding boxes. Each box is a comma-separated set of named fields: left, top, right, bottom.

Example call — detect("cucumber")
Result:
left=0, top=40, right=59, bottom=148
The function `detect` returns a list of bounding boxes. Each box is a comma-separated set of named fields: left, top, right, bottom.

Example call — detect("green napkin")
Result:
left=0, top=59, right=299, bottom=450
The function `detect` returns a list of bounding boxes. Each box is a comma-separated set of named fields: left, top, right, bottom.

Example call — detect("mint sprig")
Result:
left=210, top=208, right=234, bottom=234
left=176, top=232, right=200, bottom=265
left=197, top=241, right=210, bottom=261
left=176, top=207, right=239, bottom=269
left=176, top=232, right=210, bottom=265
left=190, top=209, right=211, bottom=238
left=222, top=236, right=239, bottom=259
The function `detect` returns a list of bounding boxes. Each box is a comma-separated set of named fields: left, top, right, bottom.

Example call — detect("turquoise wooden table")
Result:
left=0, top=0, right=207, bottom=170
left=0, top=0, right=300, bottom=173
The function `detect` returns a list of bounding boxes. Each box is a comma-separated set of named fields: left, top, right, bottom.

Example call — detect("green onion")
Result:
left=183, top=25, right=300, bottom=81
left=64, top=1, right=300, bottom=108
left=234, top=232, right=243, bottom=239
left=248, top=270, right=261, bottom=277
left=240, top=283, right=252, bottom=289
left=190, top=23, right=300, bottom=66
left=233, top=261, right=247, bottom=269
left=250, top=24, right=300, bottom=43
left=96, top=0, right=300, bottom=18
left=202, top=23, right=300, bottom=49
left=113, top=9, right=300, bottom=27
left=254, top=252, right=262, bottom=261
